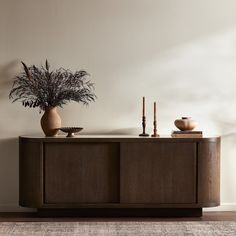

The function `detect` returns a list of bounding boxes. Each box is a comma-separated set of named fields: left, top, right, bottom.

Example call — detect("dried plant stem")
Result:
left=9, top=60, right=96, bottom=110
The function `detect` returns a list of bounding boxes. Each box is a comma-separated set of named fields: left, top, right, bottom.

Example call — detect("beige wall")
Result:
left=1, top=0, right=236, bottom=211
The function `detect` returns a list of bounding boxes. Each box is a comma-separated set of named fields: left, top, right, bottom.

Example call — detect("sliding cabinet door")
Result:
left=120, top=142, right=197, bottom=204
left=44, top=142, right=120, bottom=204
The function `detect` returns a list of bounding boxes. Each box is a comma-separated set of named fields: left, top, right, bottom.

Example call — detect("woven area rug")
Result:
left=0, top=221, right=236, bottom=235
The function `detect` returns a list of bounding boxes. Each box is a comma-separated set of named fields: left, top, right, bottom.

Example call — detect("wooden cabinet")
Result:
left=19, top=136, right=220, bottom=217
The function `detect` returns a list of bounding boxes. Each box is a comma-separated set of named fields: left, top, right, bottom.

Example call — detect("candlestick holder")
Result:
left=139, top=116, right=149, bottom=137
left=151, top=120, right=159, bottom=137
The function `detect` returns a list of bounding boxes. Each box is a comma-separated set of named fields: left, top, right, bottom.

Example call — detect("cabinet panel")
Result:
left=120, top=142, right=196, bottom=204
left=198, top=141, right=220, bottom=205
left=44, top=142, right=120, bottom=204
left=19, top=140, right=43, bottom=207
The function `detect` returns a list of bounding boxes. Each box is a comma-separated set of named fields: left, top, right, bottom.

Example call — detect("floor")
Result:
left=0, top=212, right=235, bottom=222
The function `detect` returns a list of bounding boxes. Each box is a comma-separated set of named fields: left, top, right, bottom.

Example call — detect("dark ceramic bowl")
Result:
left=60, top=127, right=83, bottom=137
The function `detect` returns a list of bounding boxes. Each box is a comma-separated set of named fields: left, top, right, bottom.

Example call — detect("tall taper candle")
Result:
left=142, top=96, right=145, bottom=116
left=154, top=101, right=156, bottom=121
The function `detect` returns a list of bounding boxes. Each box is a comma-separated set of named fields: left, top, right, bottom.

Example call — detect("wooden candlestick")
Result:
left=139, top=115, right=149, bottom=137
left=151, top=120, right=159, bottom=137
left=139, top=96, right=149, bottom=137
left=151, top=101, right=159, bottom=137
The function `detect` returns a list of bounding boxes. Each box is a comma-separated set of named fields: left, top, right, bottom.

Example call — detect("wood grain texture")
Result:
left=44, top=142, right=120, bottom=204
left=120, top=142, right=197, bottom=204
left=19, top=138, right=43, bottom=207
left=198, top=139, right=221, bottom=206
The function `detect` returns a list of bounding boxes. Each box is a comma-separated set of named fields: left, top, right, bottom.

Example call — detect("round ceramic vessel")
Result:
left=41, top=107, right=61, bottom=136
left=174, top=117, right=197, bottom=131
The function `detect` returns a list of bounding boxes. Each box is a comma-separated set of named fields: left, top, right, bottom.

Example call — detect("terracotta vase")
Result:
left=41, top=107, right=61, bottom=136
left=174, top=117, right=197, bottom=131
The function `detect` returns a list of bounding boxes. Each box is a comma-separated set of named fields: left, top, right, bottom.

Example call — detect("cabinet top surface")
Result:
left=19, top=135, right=220, bottom=143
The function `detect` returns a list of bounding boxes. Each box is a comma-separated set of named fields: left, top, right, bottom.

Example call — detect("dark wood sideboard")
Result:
left=19, top=136, right=220, bottom=217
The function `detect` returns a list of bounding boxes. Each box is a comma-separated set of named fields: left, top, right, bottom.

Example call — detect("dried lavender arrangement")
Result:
left=9, top=60, right=96, bottom=136
left=9, top=60, right=96, bottom=110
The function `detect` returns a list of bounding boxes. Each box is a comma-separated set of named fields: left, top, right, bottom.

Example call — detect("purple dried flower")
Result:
left=9, top=60, right=96, bottom=110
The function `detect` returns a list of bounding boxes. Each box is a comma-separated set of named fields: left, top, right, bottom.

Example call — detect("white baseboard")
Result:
left=0, top=203, right=235, bottom=212
left=204, top=203, right=236, bottom=211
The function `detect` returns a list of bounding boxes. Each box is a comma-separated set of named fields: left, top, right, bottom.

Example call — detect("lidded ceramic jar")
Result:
left=174, top=117, right=197, bottom=131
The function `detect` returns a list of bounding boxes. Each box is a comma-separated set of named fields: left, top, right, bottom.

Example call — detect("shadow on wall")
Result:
left=0, top=62, right=21, bottom=207
left=0, top=60, right=19, bottom=98
left=82, top=127, right=140, bottom=135
left=0, top=138, right=19, bottom=204
left=127, top=27, right=236, bottom=135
